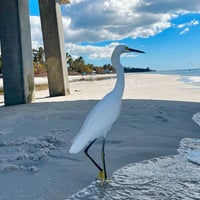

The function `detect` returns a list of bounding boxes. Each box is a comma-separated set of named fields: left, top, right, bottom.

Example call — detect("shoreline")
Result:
left=0, top=72, right=200, bottom=96
left=1, top=73, right=200, bottom=104
left=33, top=73, right=200, bottom=103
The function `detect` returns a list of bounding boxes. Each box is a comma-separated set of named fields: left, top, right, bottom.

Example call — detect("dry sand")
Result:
left=33, top=73, right=200, bottom=102
left=1, top=74, right=200, bottom=103
left=0, top=74, right=200, bottom=199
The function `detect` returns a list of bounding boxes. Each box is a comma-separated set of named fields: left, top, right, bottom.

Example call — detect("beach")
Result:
left=0, top=73, right=200, bottom=199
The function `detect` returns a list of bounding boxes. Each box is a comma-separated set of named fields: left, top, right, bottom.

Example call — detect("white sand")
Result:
left=0, top=74, right=200, bottom=103
left=33, top=74, right=200, bottom=103
left=0, top=74, right=200, bottom=199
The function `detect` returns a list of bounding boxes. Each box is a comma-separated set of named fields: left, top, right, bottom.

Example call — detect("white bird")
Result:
left=69, top=45, right=145, bottom=181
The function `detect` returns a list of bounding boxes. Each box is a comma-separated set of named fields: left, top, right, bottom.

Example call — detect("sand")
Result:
left=0, top=74, right=200, bottom=199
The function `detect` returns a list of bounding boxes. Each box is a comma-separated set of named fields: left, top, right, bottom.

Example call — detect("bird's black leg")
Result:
left=101, top=137, right=107, bottom=180
left=84, top=138, right=102, bottom=172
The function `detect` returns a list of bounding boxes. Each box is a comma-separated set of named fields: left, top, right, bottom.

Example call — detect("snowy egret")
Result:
left=69, top=45, right=145, bottom=181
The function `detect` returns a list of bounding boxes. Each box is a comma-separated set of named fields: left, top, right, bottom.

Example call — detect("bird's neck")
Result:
left=111, top=51, right=125, bottom=98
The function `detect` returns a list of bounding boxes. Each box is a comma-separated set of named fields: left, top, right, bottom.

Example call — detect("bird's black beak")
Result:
left=128, top=48, right=145, bottom=54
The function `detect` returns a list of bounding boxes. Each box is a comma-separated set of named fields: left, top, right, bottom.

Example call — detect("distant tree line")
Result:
left=124, top=67, right=154, bottom=73
left=32, top=47, right=47, bottom=76
left=32, top=47, right=116, bottom=76
left=66, top=53, right=115, bottom=75
left=0, top=47, right=154, bottom=76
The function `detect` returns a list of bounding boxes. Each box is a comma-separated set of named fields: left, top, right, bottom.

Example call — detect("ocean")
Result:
left=153, top=68, right=200, bottom=87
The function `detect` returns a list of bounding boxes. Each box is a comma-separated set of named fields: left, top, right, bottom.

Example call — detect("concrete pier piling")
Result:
left=0, top=0, right=35, bottom=106
left=0, top=0, right=70, bottom=105
left=39, top=0, right=70, bottom=97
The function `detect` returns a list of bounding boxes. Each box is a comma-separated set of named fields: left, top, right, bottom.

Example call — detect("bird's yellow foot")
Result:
left=96, top=170, right=106, bottom=181
left=96, top=170, right=110, bottom=186
left=96, top=170, right=106, bottom=185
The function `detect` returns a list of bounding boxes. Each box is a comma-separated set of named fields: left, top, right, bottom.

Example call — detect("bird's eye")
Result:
left=125, top=46, right=129, bottom=50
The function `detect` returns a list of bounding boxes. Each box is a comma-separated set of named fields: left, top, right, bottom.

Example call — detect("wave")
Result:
left=181, top=76, right=200, bottom=87
left=193, top=112, right=200, bottom=127
left=67, top=138, right=200, bottom=200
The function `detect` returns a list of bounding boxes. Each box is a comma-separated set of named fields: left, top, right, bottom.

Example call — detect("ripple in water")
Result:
left=67, top=138, right=200, bottom=200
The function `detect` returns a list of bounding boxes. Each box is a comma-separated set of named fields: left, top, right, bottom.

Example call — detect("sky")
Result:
left=29, top=0, right=200, bottom=71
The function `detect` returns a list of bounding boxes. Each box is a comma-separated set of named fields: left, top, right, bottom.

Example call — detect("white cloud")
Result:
left=30, top=0, right=200, bottom=59
left=189, top=19, right=199, bottom=26
left=29, top=16, right=43, bottom=49
left=60, top=0, right=200, bottom=43
left=177, top=23, right=186, bottom=29
left=69, top=0, right=86, bottom=4
left=61, top=0, right=175, bottom=42
left=177, top=19, right=199, bottom=29
left=65, top=42, right=120, bottom=60
left=177, top=19, right=199, bottom=35
left=179, top=27, right=190, bottom=35
left=65, top=42, right=139, bottom=60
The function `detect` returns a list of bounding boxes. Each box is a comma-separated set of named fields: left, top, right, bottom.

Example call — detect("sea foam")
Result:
left=192, top=112, right=200, bottom=127
left=181, top=75, right=200, bottom=87
left=67, top=138, right=200, bottom=200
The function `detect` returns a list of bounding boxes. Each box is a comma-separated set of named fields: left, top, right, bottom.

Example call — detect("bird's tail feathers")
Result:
left=69, top=131, right=90, bottom=154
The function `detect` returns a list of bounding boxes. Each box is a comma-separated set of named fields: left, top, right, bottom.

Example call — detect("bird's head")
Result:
left=116, top=45, right=145, bottom=54
left=111, top=45, right=145, bottom=67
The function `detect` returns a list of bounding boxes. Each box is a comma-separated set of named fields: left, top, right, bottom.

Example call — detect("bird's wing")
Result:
left=69, top=91, right=121, bottom=153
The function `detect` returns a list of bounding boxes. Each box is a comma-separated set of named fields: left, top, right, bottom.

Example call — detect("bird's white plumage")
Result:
left=69, top=90, right=122, bottom=153
left=69, top=45, right=141, bottom=154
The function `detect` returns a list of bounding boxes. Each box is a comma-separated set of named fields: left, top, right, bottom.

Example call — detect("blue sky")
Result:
left=29, top=0, right=200, bottom=71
